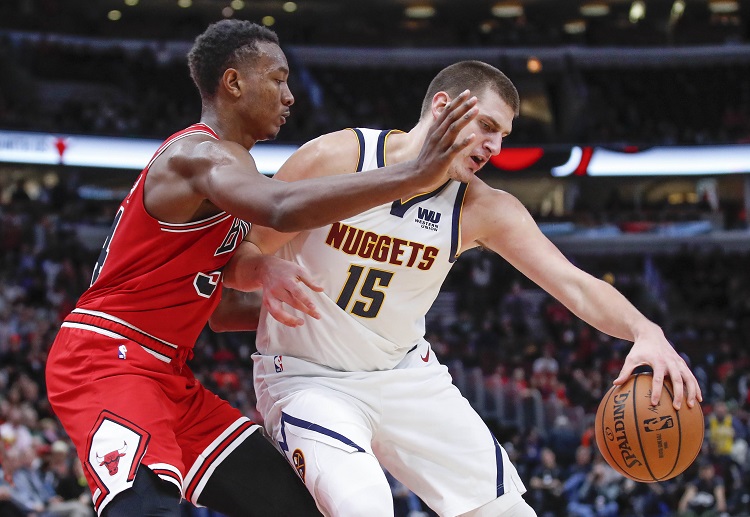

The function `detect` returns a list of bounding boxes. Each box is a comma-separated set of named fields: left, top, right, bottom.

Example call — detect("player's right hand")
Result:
left=413, top=89, right=478, bottom=189
left=258, top=255, right=323, bottom=327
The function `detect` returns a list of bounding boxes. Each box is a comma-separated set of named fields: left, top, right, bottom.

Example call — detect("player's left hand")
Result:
left=258, top=255, right=323, bottom=327
left=613, top=327, right=702, bottom=410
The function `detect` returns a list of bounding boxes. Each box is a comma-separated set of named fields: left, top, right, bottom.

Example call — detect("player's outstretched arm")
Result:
left=461, top=180, right=702, bottom=410
left=212, top=240, right=323, bottom=329
left=185, top=91, right=477, bottom=232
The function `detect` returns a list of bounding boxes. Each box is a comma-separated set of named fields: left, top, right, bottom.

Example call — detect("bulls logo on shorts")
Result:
left=292, top=449, right=306, bottom=482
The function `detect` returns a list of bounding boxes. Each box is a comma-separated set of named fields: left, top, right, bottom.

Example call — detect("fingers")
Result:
left=265, top=296, right=303, bottom=327
left=613, top=363, right=633, bottom=386
left=263, top=272, right=321, bottom=328
left=650, top=370, right=666, bottom=407
left=437, top=96, right=478, bottom=149
left=297, top=269, right=324, bottom=293
left=279, top=281, right=322, bottom=320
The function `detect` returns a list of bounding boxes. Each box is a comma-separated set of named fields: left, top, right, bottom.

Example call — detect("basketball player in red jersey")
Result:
left=44, top=20, right=479, bottom=517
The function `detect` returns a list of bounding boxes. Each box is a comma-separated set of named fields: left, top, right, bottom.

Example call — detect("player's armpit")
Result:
left=208, top=289, right=262, bottom=333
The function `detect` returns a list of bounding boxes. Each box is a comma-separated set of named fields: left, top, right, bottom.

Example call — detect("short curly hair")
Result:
left=188, top=19, right=280, bottom=99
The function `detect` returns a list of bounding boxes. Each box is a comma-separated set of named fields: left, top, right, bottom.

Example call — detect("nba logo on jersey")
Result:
left=274, top=355, right=283, bottom=373
left=118, top=344, right=127, bottom=360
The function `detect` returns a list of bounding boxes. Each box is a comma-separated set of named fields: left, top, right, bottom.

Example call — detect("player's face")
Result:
left=238, top=41, right=294, bottom=142
left=447, top=88, right=514, bottom=181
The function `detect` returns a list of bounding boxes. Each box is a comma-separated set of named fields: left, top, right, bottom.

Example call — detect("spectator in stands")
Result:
left=41, top=440, right=94, bottom=517
left=677, top=460, right=727, bottom=517
left=528, top=447, right=565, bottom=516
left=567, top=452, right=622, bottom=517
left=562, top=445, right=593, bottom=500
left=707, top=400, right=747, bottom=458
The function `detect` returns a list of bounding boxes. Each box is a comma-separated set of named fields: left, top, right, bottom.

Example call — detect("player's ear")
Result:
left=431, top=91, right=451, bottom=119
left=221, top=68, right=242, bottom=98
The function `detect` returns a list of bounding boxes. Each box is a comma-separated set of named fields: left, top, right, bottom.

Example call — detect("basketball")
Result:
left=594, top=372, right=704, bottom=482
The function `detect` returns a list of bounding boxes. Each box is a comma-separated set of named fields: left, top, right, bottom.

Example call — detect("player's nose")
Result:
left=282, top=84, right=294, bottom=106
left=484, top=135, right=502, bottom=156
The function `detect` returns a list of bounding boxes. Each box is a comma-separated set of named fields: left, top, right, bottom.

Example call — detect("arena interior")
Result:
left=0, top=0, right=749, bottom=515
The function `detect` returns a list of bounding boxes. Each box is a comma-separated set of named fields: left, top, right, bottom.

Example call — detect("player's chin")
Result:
left=448, top=166, right=477, bottom=184
left=263, top=128, right=281, bottom=141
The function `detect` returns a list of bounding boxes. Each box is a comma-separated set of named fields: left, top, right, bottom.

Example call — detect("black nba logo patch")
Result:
left=643, top=415, right=674, bottom=432
left=292, top=449, right=306, bottom=482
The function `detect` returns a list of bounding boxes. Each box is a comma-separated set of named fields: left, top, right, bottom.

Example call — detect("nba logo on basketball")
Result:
left=274, top=355, right=283, bottom=373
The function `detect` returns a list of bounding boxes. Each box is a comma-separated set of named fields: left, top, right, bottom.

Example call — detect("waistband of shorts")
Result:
left=63, top=308, right=181, bottom=363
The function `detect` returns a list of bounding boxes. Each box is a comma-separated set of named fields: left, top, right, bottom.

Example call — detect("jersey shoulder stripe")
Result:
left=349, top=128, right=366, bottom=172
left=145, top=123, right=219, bottom=171
left=449, top=182, right=469, bottom=262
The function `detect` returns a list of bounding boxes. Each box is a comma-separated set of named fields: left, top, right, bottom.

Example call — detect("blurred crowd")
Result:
left=1, top=36, right=749, bottom=147
left=0, top=169, right=749, bottom=516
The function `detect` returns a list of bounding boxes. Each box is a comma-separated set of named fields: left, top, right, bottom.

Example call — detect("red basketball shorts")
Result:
left=46, top=325, right=257, bottom=515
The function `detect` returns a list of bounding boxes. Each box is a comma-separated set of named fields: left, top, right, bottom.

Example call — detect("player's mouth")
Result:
left=468, top=154, right=487, bottom=171
left=280, top=112, right=290, bottom=125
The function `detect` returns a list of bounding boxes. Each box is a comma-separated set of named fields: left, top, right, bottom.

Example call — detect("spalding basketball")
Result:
left=594, top=372, right=704, bottom=482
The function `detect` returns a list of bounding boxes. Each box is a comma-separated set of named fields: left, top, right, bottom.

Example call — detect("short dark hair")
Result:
left=420, top=61, right=520, bottom=118
left=188, top=19, right=280, bottom=98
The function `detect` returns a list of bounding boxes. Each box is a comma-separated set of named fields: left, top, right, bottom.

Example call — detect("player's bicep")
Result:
left=248, top=130, right=361, bottom=253
left=471, top=188, right=586, bottom=301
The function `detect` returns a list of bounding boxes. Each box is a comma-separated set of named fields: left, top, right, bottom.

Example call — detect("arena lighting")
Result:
left=491, top=2, right=524, bottom=18
left=177, top=0, right=192, bottom=8
left=222, top=6, right=234, bottom=17
left=526, top=56, right=542, bottom=73
left=230, top=0, right=244, bottom=10
left=551, top=145, right=750, bottom=176
left=629, top=0, right=646, bottom=23
left=404, top=5, right=436, bottom=19
left=563, top=19, right=587, bottom=34
left=107, top=10, right=122, bottom=21
left=123, top=0, right=138, bottom=6
left=282, top=2, right=298, bottom=13
left=262, top=15, right=275, bottom=26
left=579, top=2, right=610, bottom=16
left=671, top=0, right=686, bottom=20
left=0, top=130, right=297, bottom=176
left=708, top=0, right=739, bottom=13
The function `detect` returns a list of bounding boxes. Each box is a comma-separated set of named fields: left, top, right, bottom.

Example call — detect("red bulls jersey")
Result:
left=68, top=124, right=249, bottom=360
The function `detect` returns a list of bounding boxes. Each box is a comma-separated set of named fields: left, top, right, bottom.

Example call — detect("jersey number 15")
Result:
left=336, top=265, right=394, bottom=318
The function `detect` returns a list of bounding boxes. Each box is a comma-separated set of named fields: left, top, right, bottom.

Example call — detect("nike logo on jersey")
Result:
left=421, top=347, right=430, bottom=362
left=415, top=207, right=441, bottom=231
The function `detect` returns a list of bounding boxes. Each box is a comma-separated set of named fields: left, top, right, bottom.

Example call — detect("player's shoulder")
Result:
left=464, top=177, right=526, bottom=215
left=156, top=132, right=250, bottom=177
left=300, top=129, right=360, bottom=158
left=276, top=129, right=360, bottom=181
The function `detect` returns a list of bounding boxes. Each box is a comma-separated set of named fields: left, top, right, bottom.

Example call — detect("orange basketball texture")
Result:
left=594, top=373, right=704, bottom=482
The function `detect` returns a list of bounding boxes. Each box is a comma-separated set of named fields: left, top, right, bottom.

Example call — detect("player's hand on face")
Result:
left=614, top=330, right=702, bottom=410
left=415, top=90, right=478, bottom=189
left=258, top=255, right=323, bottom=327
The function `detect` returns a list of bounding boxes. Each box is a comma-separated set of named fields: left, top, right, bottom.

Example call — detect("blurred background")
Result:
left=0, top=0, right=749, bottom=516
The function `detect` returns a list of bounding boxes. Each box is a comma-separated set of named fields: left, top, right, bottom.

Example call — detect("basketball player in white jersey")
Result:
left=214, top=61, right=703, bottom=517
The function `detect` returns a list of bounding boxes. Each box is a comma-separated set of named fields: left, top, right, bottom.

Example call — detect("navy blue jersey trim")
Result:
left=494, top=434, right=505, bottom=496
left=351, top=128, right=366, bottom=172
left=390, top=181, right=451, bottom=218
left=449, top=182, right=468, bottom=263
left=278, top=411, right=365, bottom=453
left=376, top=130, right=388, bottom=168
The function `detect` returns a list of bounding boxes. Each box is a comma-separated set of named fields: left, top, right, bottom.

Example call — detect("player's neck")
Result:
left=387, top=125, right=427, bottom=165
left=388, top=124, right=449, bottom=195
left=199, top=110, right=258, bottom=150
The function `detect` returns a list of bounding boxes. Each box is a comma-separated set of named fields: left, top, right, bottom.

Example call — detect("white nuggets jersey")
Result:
left=256, top=128, right=468, bottom=371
